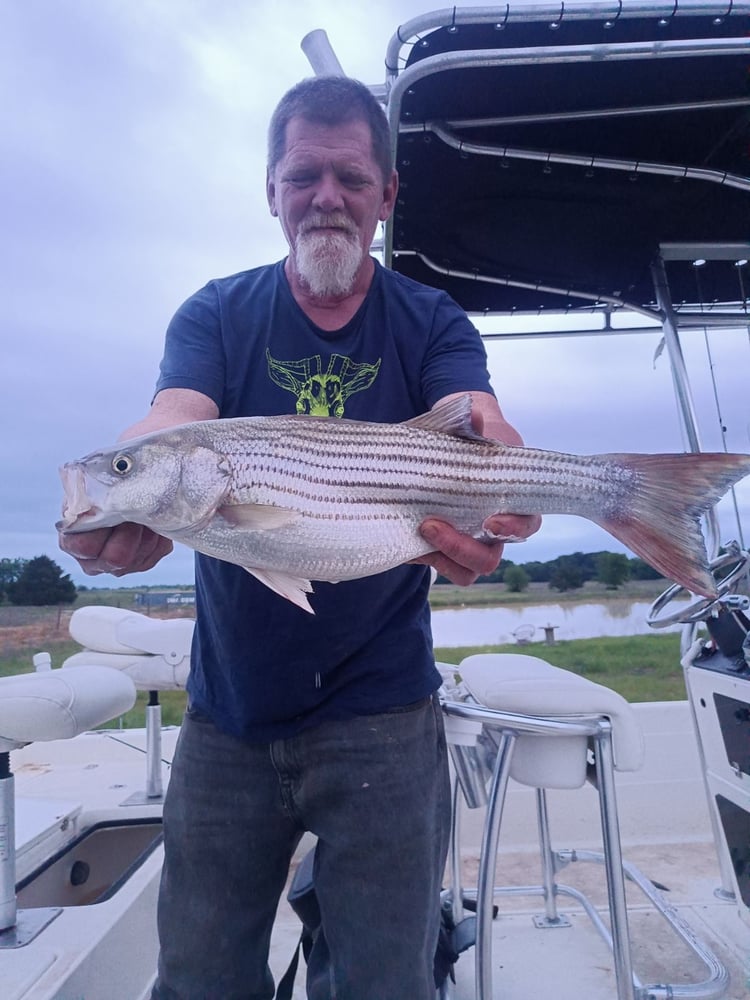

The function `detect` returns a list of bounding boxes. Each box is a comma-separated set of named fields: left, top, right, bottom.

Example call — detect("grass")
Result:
left=113, top=691, right=187, bottom=729
left=434, top=632, right=686, bottom=703
left=1, top=632, right=686, bottom=732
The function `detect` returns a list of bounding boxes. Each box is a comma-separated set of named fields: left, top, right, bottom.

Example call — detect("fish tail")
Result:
left=593, top=452, right=750, bottom=597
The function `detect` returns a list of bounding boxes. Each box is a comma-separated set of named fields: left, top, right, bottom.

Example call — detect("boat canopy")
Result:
left=382, top=3, right=750, bottom=317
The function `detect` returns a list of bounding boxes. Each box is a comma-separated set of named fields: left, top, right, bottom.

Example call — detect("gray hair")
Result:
left=267, top=76, right=393, bottom=181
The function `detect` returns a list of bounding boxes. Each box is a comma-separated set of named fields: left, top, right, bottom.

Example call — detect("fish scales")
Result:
left=221, top=418, right=620, bottom=508
left=57, top=394, right=750, bottom=612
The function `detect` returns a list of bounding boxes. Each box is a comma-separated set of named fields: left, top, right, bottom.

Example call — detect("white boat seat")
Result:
left=69, top=606, right=194, bottom=662
left=62, top=651, right=188, bottom=691
left=459, top=652, right=644, bottom=788
left=65, top=607, right=193, bottom=692
left=442, top=652, right=726, bottom=1000
left=0, top=666, right=136, bottom=752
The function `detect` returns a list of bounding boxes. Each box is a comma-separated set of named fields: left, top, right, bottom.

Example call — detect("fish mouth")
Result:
left=57, top=463, right=103, bottom=532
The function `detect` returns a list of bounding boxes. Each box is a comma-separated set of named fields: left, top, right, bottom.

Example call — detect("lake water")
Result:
left=431, top=598, right=687, bottom=648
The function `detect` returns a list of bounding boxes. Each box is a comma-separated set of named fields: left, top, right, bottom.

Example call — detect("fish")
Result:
left=57, top=394, right=750, bottom=613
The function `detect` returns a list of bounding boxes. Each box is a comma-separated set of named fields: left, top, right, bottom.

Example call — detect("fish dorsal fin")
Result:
left=404, top=394, right=488, bottom=442
left=217, top=503, right=301, bottom=530
left=245, top=567, right=316, bottom=614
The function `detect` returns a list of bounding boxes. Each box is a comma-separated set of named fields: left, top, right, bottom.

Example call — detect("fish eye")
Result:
left=111, top=453, right=134, bottom=476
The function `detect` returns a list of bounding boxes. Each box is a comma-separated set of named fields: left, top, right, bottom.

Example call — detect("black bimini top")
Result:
left=383, top=3, right=750, bottom=315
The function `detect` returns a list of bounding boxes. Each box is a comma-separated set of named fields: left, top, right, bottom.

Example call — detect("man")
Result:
left=61, top=76, right=540, bottom=1000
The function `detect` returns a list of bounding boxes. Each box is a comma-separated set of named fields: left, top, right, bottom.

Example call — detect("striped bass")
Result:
left=57, top=395, right=750, bottom=613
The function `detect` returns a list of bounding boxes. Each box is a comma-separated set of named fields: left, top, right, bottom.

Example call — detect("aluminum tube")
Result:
left=145, top=700, right=163, bottom=799
left=478, top=319, right=745, bottom=339
left=535, top=789, right=561, bottom=923
left=616, top=856, right=730, bottom=999
left=650, top=256, right=722, bottom=558
left=650, top=256, right=704, bottom=454
left=398, top=96, right=750, bottom=133
left=388, top=36, right=750, bottom=96
left=406, top=250, right=657, bottom=317
left=660, top=241, right=750, bottom=261
left=395, top=251, right=749, bottom=326
left=429, top=122, right=750, bottom=194
left=449, top=780, right=465, bottom=928
left=443, top=700, right=599, bottom=738
left=475, top=731, right=516, bottom=1000
left=448, top=742, right=488, bottom=809
left=594, top=726, right=640, bottom=1000
left=300, top=30, right=346, bottom=77
left=0, top=769, right=16, bottom=932
left=386, top=2, right=750, bottom=78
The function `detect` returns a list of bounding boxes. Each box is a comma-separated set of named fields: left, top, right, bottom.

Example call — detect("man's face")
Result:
left=267, top=116, right=398, bottom=297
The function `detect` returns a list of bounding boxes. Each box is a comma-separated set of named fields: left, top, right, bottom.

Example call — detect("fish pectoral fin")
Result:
left=217, top=503, right=301, bottom=530
left=245, top=567, right=315, bottom=614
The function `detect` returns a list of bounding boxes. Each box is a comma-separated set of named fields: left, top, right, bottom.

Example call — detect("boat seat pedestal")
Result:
left=442, top=653, right=729, bottom=1000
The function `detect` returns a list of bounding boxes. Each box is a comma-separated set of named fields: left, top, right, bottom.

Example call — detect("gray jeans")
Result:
left=151, top=696, right=451, bottom=1000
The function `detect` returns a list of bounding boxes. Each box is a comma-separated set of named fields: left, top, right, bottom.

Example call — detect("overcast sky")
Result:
left=3, top=0, right=749, bottom=589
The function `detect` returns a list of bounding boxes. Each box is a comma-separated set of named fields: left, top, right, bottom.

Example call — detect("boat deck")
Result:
left=269, top=841, right=748, bottom=1000
left=6, top=701, right=750, bottom=1000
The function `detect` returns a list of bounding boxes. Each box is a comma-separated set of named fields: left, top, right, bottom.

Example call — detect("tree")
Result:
left=522, top=560, right=550, bottom=583
left=476, top=558, right=513, bottom=584
left=628, top=557, right=662, bottom=581
left=7, top=556, right=77, bottom=607
left=596, top=552, right=630, bottom=590
left=503, top=564, right=530, bottom=593
left=548, top=558, right=584, bottom=592
left=0, top=558, right=27, bottom=602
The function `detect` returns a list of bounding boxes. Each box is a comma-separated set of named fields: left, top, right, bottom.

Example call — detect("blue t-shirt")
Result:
left=156, top=259, right=493, bottom=741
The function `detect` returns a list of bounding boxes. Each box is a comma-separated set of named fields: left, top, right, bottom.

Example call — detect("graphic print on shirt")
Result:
left=266, top=348, right=381, bottom=416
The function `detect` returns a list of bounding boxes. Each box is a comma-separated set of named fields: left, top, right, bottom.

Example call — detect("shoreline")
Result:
left=428, top=578, right=669, bottom=611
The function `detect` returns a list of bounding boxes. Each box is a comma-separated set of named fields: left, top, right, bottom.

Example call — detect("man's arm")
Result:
left=415, top=391, right=542, bottom=585
left=58, top=388, right=219, bottom=576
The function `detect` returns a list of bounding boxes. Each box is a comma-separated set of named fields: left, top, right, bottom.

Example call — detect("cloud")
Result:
left=3, top=1, right=748, bottom=591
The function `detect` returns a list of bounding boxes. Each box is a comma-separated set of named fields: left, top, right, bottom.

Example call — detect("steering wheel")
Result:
left=646, top=543, right=750, bottom=630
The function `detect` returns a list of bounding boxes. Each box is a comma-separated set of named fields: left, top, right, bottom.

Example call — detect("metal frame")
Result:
left=386, top=2, right=750, bottom=81
left=442, top=699, right=730, bottom=1000
left=381, top=3, right=750, bottom=318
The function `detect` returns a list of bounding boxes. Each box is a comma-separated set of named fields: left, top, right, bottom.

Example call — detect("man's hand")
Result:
left=59, top=524, right=173, bottom=577
left=415, top=513, right=541, bottom=586
left=414, top=391, right=542, bottom=585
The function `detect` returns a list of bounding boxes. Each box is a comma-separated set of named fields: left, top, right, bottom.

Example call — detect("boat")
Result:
left=3, top=4, right=750, bottom=997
